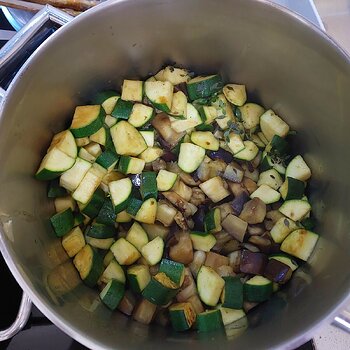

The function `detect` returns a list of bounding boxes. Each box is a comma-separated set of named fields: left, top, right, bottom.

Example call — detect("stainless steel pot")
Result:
left=0, top=1, right=350, bottom=349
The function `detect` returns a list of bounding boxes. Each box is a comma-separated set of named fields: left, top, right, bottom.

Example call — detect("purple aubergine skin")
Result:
left=240, top=250, right=268, bottom=275
left=264, top=259, right=293, bottom=284
left=207, top=149, right=234, bottom=163
left=231, top=192, right=250, bottom=216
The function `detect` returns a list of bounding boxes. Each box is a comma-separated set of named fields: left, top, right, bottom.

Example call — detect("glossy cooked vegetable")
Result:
left=35, top=65, right=319, bottom=335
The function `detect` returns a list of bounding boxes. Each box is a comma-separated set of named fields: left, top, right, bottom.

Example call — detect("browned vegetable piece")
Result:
left=248, top=235, right=271, bottom=253
left=227, top=181, right=249, bottom=197
left=154, top=308, right=170, bottom=326
left=133, top=299, right=157, bottom=324
left=242, top=163, right=259, bottom=182
left=118, top=290, right=136, bottom=316
left=161, top=150, right=178, bottom=162
left=151, top=113, right=185, bottom=149
left=196, top=157, right=226, bottom=182
left=149, top=264, right=160, bottom=276
left=174, top=211, right=189, bottom=230
left=205, top=251, right=229, bottom=273
left=176, top=268, right=197, bottom=302
left=222, top=162, right=244, bottom=183
left=167, top=162, right=200, bottom=186
left=264, top=259, right=292, bottom=284
left=216, top=265, right=235, bottom=277
left=231, top=192, right=250, bottom=216
left=222, top=239, right=241, bottom=255
left=242, top=177, right=258, bottom=194
left=212, top=231, right=231, bottom=253
left=162, top=191, right=197, bottom=217
left=189, top=250, right=206, bottom=277
left=217, top=203, right=234, bottom=221
left=247, top=224, right=265, bottom=236
left=152, top=158, right=166, bottom=172
left=221, top=214, right=248, bottom=242
left=142, top=223, right=170, bottom=240
left=239, top=198, right=266, bottom=224
left=172, top=180, right=192, bottom=202
left=251, top=152, right=262, bottom=169
left=243, top=301, right=259, bottom=312
left=156, top=200, right=177, bottom=227
left=241, top=242, right=260, bottom=253
left=228, top=250, right=241, bottom=273
left=240, top=250, right=268, bottom=275
left=266, top=210, right=285, bottom=224
left=189, top=187, right=206, bottom=206
left=169, top=231, right=194, bottom=264
left=187, top=294, right=205, bottom=314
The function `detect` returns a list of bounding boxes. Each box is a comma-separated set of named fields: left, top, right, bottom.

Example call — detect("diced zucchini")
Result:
left=103, top=250, right=115, bottom=268
left=269, top=254, right=299, bottom=271
left=48, top=130, right=77, bottom=159
left=186, top=74, right=223, bottom=101
left=239, top=103, right=265, bottom=130
left=110, top=238, right=141, bottom=265
left=260, top=153, right=286, bottom=175
left=92, top=90, right=119, bottom=114
left=54, top=196, right=75, bottom=213
left=197, top=266, right=225, bottom=306
left=110, top=121, right=147, bottom=156
left=155, top=66, right=191, bottom=85
left=156, top=202, right=177, bottom=226
left=250, top=184, right=281, bottom=204
left=100, top=279, right=125, bottom=310
left=76, top=136, right=90, bottom=147
left=178, top=143, right=206, bottom=173
left=70, top=105, right=105, bottom=138
left=95, top=150, right=119, bottom=171
left=47, top=179, right=67, bottom=199
left=286, top=155, right=311, bottom=181
left=105, top=114, right=118, bottom=127
left=60, top=157, right=92, bottom=192
left=279, top=177, right=305, bottom=200
left=140, top=130, right=155, bottom=147
left=100, top=259, right=126, bottom=284
left=270, top=217, right=298, bottom=243
left=80, top=187, right=105, bottom=218
left=227, top=133, right=245, bottom=154
left=251, top=134, right=266, bottom=148
left=259, top=109, right=289, bottom=141
left=50, top=208, right=75, bottom=237
left=266, top=134, right=289, bottom=156
left=190, top=232, right=216, bottom=252
left=171, top=103, right=202, bottom=132
left=199, top=176, right=230, bottom=203
left=257, top=169, right=283, bottom=190
left=169, top=302, right=196, bottom=332
left=144, top=80, right=173, bottom=112
left=280, top=229, right=318, bottom=261
left=159, top=258, right=185, bottom=286
left=221, top=276, right=243, bottom=309
left=204, top=208, right=222, bottom=233
left=89, top=127, right=106, bottom=146
left=126, top=198, right=144, bottom=216
left=86, top=236, right=115, bottom=250
left=170, top=91, right=187, bottom=118
left=198, top=105, right=218, bottom=125
left=218, top=307, right=246, bottom=326
left=141, top=236, right=164, bottom=266
left=140, top=172, right=158, bottom=200
left=72, top=167, right=103, bottom=204
left=109, top=178, right=133, bottom=213
left=234, top=141, right=259, bottom=161
left=142, top=272, right=178, bottom=305
left=127, top=265, right=151, bottom=293
left=196, top=309, right=224, bottom=332
left=111, top=98, right=133, bottom=120
left=73, top=244, right=104, bottom=287
left=61, top=226, right=85, bottom=257
left=190, top=131, right=219, bottom=151
left=156, top=169, right=178, bottom=191
left=121, top=80, right=143, bottom=102
left=128, top=103, right=154, bottom=127
left=279, top=199, right=311, bottom=221
left=133, top=298, right=157, bottom=324
left=118, top=156, right=145, bottom=174
left=126, top=222, right=149, bottom=251
left=115, top=210, right=133, bottom=223
left=135, top=198, right=158, bottom=224
left=35, top=148, right=75, bottom=181
left=211, top=93, right=235, bottom=129
left=86, top=222, right=115, bottom=239
left=223, top=84, right=246, bottom=106
left=78, top=147, right=96, bottom=163
left=243, top=276, right=273, bottom=302
left=139, top=147, right=163, bottom=163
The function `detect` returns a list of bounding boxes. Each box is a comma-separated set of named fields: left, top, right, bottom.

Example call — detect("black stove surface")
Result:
left=0, top=10, right=315, bottom=350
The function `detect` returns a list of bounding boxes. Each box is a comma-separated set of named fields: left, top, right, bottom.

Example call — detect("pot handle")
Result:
left=0, top=5, right=73, bottom=102
left=0, top=292, right=32, bottom=341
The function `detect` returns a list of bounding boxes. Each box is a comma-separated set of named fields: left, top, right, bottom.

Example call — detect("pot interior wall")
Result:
left=0, top=0, right=350, bottom=349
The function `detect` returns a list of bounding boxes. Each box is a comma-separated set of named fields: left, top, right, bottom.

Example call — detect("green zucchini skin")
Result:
left=50, top=208, right=75, bottom=237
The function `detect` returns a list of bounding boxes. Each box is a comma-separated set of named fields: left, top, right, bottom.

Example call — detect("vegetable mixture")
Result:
left=36, top=65, right=318, bottom=334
